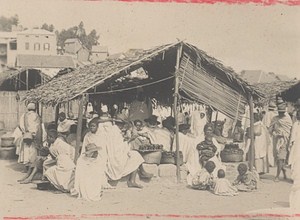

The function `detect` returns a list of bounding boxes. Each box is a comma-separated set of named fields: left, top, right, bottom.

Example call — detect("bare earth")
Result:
left=0, top=159, right=295, bottom=220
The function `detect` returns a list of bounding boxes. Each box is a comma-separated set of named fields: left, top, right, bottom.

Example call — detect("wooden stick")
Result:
left=75, top=95, right=84, bottom=164
left=26, top=69, right=29, bottom=90
left=248, top=94, right=255, bottom=171
left=174, top=43, right=183, bottom=183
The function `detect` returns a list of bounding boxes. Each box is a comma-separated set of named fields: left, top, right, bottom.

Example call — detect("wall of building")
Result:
left=91, top=52, right=107, bottom=63
left=78, top=48, right=90, bottom=62
left=17, top=33, right=56, bottom=56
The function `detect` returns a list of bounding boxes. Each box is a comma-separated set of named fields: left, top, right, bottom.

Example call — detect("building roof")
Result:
left=24, top=41, right=261, bottom=120
left=16, top=54, right=75, bottom=68
left=0, top=32, right=17, bottom=39
left=240, top=70, right=292, bottom=84
left=91, top=45, right=108, bottom=53
left=17, top=29, right=55, bottom=36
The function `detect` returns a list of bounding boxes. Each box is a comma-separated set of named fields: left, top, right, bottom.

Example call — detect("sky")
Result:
left=0, top=0, right=299, bottom=79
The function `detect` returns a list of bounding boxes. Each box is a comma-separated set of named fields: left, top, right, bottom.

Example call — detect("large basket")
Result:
left=220, top=150, right=243, bottom=163
left=1, top=136, right=15, bottom=147
left=161, top=151, right=184, bottom=166
left=140, top=151, right=162, bottom=165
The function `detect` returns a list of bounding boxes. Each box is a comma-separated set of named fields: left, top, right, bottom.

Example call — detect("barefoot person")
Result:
left=269, top=102, right=292, bottom=182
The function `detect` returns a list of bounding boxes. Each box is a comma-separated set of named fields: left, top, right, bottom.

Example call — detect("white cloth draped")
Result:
left=190, top=111, right=207, bottom=138
left=96, top=122, right=144, bottom=181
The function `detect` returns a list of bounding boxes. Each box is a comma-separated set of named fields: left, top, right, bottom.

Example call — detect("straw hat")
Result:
left=268, top=101, right=276, bottom=110
left=83, top=143, right=100, bottom=155
left=98, top=115, right=112, bottom=123
left=277, top=103, right=287, bottom=113
left=144, top=115, right=160, bottom=125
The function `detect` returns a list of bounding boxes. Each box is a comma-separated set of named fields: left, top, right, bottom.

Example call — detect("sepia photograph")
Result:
left=0, top=0, right=299, bottom=219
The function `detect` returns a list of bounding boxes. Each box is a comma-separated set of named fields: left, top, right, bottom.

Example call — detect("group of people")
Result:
left=11, top=95, right=300, bottom=210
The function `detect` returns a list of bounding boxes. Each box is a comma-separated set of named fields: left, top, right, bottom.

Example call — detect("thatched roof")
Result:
left=16, top=54, right=75, bottom=68
left=250, top=80, right=299, bottom=103
left=24, top=42, right=260, bottom=111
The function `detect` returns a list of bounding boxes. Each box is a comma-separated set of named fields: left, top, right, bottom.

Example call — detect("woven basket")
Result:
left=220, top=150, right=243, bottom=163
left=1, top=136, right=15, bottom=147
left=161, top=151, right=184, bottom=166
left=141, top=151, right=162, bottom=165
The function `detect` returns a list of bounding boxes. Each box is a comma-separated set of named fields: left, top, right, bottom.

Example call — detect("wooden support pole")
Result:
left=75, top=95, right=84, bottom=164
left=26, top=69, right=29, bottom=90
left=174, top=43, right=183, bottom=183
left=55, top=104, right=60, bottom=125
left=248, top=94, right=255, bottom=171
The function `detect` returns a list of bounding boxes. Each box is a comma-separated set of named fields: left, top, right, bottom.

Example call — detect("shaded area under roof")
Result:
left=281, top=80, right=300, bottom=102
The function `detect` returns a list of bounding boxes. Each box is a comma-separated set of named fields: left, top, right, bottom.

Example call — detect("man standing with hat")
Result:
left=269, top=99, right=292, bottom=182
left=17, top=102, right=42, bottom=175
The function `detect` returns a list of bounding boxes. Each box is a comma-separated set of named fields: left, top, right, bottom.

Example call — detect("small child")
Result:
left=212, top=169, right=238, bottom=196
left=191, top=161, right=216, bottom=190
left=233, top=163, right=259, bottom=192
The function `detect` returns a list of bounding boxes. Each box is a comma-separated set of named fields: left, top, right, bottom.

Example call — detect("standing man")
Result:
left=17, top=102, right=42, bottom=179
left=269, top=102, right=292, bottom=182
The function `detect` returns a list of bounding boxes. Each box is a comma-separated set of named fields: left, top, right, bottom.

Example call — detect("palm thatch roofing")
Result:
left=24, top=42, right=260, bottom=119
left=250, top=80, right=299, bottom=103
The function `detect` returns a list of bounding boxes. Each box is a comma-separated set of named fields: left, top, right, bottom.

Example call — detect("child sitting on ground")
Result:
left=191, top=161, right=216, bottom=190
left=233, top=163, right=259, bottom=192
left=212, top=169, right=238, bottom=196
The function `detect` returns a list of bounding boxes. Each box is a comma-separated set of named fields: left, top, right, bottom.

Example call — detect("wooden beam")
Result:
left=248, top=94, right=255, bottom=171
left=55, top=104, right=60, bottom=125
left=75, top=95, right=84, bottom=164
left=26, top=69, right=29, bottom=90
left=174, top=43, right=183, bottom=183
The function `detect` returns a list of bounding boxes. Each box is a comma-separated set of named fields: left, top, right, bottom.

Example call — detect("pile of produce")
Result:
left=197, top=140, right=217, bottom=164
left=138, top=144, right=163, bottom=152
left=220, top=143, right=244, bottom=162
left=222, top=143, right=243, bottom=155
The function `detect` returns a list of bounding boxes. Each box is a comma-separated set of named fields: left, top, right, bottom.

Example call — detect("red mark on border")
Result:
left=4, top=213, right=300, bottom=219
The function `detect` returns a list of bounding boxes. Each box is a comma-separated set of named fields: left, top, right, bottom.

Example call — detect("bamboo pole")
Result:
left=55, top=104, right=59, bottom=125
left=174, top=43, right=183, bottom=183
left=26, top=69, right=29, bottom=90
left=75, top=95, right=84, bottom=164
left=248, top=94, right=255, bottom=171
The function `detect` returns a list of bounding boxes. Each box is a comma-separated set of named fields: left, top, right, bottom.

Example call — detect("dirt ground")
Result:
left=0, top=159, right=297, bottom=220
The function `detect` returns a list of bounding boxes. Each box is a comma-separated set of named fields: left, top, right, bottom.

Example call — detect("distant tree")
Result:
left=0, top=15, right=19, bottom=31
left=41, top=23, right=55, bottom=32
left=56, top=21, right=99, bottom=50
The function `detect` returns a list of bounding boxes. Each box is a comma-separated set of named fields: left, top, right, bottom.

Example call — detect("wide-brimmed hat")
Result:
left=268, top=101, right=276, bottom=110
left=162, top=116, right=175, bottom=128
left=98, top=115, right=112, bottom=123
left=83, top=143, right=100, bottom=155
left=144, top=115, right=160, bottom=125
left=277, top=103, right=287, bottom=113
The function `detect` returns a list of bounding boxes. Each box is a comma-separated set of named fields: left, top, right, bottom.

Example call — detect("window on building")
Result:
left=25, top=42, right=29, bottom=50
left=44, top=43, right=50, bottom=51
left=34, top=43, right=40, bottom=51
left=10, top=42, right=17, bottom=50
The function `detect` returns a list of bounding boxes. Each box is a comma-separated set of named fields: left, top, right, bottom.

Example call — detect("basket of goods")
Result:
left=220, top=143, right=244, bottom=162
left=161, top=151, right=184, bottom=166
left=138, top=144, right=163, bottom=164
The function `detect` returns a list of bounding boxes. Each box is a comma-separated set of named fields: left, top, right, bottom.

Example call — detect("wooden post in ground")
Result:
left=248, top=94, right=255, bottom=171
left=75, top=95, right=84, bottom=164
left=55, top=104, right=60, bottom=125
left=26, top=69, right=29, bottom=90
left=174, top=43, right=183, bottom=183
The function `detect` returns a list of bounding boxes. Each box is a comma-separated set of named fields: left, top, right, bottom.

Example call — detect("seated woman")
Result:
left=196, top=123, right=226, bottom=178
left=233, top=163, right=259, bottom=192
left=94, top=114, right=149, bottom=188
left=43, top=129, right=76, bottom=193
left=188, top=161, right=216, bottom=190
left=213, top=169, right=238, bottom=196
left=71, top=143, right=109, bottom=201
left=128, top=120, right=151, bottom=151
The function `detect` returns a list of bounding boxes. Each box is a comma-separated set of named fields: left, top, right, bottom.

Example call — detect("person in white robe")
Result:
left=288, top=110, right=300, bottom=211
left=43, top=130, right=75, bottom=192
left=190, top=110, right=207, bottom=141
left=95, top=115, right=145, bottom=188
